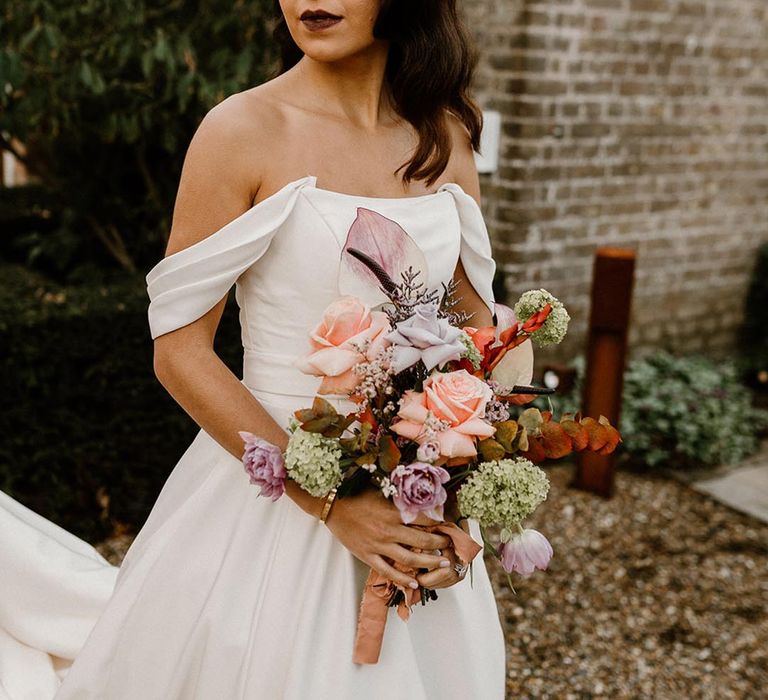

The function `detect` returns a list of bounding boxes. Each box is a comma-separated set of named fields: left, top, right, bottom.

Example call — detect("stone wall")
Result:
left=461, top=0, right=768, bottom=366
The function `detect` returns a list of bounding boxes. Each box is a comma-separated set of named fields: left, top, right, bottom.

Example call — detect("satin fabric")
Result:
left=1, top=174, right=506, bottom=699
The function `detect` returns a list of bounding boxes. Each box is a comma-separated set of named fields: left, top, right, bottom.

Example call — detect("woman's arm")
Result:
left=152, top=101, right=296, bottom=469
left=151, top=98, right=453, bottom=589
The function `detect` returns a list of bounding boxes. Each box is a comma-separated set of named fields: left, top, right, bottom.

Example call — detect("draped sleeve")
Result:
left=440, top=183, right=497, bottom=319
left=145, top=175, right=314, bottom=340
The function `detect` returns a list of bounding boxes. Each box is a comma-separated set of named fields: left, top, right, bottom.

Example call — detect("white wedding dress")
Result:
left=0, top=174, right=506, bottom=699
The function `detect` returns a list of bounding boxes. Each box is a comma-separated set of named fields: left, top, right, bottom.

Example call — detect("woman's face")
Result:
left=279, top=1, right=385, bottom=62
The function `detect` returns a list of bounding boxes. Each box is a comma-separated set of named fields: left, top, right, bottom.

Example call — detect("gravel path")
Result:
left=96, top=463, right=767, bottom=698
left=486, top=464, right=767, bottom=699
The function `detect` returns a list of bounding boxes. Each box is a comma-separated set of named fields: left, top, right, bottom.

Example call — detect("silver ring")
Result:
left=434, top=549, right=443, bottom=556
left=453, top=562, right=468, bottom=577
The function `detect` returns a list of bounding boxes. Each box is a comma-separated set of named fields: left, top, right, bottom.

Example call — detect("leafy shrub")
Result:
left=620, top=351, right=768, bottom=469
left=0, top=0, right=276, bottom=278
left=0, top=262, right=243, bottom=540
left=539, top=350, right=768, bottom=470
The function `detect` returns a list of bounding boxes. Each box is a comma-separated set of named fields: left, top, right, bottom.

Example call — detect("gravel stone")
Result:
left=485, top=464, right=768, bottom=699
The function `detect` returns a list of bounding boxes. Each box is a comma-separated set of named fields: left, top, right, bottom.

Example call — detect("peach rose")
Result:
left=391, top=369, right=496, bottom=458
left=295, top=295, right=390, bottom=395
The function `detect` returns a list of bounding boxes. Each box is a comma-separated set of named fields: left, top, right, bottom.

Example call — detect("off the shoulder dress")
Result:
left=0, top=174, right=506, bottom=699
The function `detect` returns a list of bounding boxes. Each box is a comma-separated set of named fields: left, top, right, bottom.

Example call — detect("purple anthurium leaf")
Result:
left=338, top=207, right=428, bottom=304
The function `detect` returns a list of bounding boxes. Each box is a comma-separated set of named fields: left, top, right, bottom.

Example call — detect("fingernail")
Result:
left=440, top=560, right=450, bottom=568
left=409, top=581, right=419, bottom=589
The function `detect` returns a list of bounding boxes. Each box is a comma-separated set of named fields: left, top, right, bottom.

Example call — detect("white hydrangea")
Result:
left=513, top=288, right=570, bottom=347
left=457, top=457, right=550, bottom=528
left=458, top=330, right=483, bottom=370
left=285, top=427, right=343, bottom=497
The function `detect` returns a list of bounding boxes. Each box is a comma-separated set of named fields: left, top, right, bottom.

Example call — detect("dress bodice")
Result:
left=145, top=174, right=496, bottom=399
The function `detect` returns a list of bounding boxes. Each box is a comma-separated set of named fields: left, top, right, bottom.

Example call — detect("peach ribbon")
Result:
left=352, top=521, right=483, bottom=664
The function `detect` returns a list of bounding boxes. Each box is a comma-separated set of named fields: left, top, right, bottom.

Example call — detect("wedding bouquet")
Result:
left=238, top=209, right=621, bottom=663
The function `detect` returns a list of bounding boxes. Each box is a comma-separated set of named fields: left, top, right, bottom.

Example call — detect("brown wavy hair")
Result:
left=269, top=0, right=483, bottom=187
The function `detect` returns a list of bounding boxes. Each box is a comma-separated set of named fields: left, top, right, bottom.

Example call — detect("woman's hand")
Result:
left=324, top=488, right=453, bottom=591
left=415, top=543, right=467, bottom=590
left=414, top=491, right=471, bottom=590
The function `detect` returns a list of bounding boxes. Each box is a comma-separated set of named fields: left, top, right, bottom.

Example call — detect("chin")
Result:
left=295, top=36, right=377, bottom=64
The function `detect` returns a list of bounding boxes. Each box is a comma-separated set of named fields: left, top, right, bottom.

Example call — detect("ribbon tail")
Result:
left=352, top=567, right=390, bottom=664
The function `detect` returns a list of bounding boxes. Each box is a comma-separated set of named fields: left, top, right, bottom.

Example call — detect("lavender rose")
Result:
left=390, top=461, right=450, bottom=524
left=385, top=301, right=465, bottom=374
left=238, top=431, right=287, bottom=501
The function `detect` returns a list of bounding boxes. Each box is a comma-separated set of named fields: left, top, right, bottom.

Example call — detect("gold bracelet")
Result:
left=319, top=487, right=338, bottom=524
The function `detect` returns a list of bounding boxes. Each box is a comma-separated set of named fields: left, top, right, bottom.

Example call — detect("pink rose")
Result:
left=295, top=295, right=390, bottom=395
left=391, top=462, right=450, bottom=524
left=391, top=369, right=496, bottom=458
left=238, top=431, right=287, bottom=501
left=497, top=529, right=553, bottom=576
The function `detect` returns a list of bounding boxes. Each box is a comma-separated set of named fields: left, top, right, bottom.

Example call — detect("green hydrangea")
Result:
left=458, top=330, right=483, bottom=370
left=285, top=427, right=343, bottom=497
left=513, top=288, right=570, bottom=347
left=457, top=457, right=550, bottom=528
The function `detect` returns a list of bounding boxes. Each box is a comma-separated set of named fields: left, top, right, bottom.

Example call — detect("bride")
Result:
left=1, top=1, right=507, bottom=697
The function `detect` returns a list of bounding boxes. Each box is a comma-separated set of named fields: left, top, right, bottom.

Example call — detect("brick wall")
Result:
left=462, top=0, right=768, bottom=366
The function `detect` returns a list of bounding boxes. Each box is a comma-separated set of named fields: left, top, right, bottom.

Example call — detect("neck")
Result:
left=294, top=44, right=395, bottom=130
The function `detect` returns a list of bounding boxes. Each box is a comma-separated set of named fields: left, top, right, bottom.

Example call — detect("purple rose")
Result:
left=385, top=302, right=465, bottom=374
left=390, top=462, right=450, bottom=524
left=497, top=529, right=553, bottom=576
left=238, top=431, right=287, bottom=501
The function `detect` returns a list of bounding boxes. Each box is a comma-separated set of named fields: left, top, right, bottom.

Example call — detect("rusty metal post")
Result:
left=572, top=247, right=636, bottom=498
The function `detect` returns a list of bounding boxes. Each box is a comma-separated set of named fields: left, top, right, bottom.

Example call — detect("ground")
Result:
left=95, top=464, right=767, bottom=699
left=486, top=464, right=767, bottom=699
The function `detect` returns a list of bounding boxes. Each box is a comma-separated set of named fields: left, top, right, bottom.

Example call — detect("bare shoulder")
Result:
left=444, top=109, right=482, bottom=205
left=191, top=84, right=288, bottom=198
left=164, top=84, right=288, bottom=257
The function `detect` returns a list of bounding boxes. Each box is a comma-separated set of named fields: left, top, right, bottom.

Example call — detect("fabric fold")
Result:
left=0, top=490, right=118, bottom=694
left=146, top=175, right=316, bottom=340
left=439, top=184, right=497, bottom=319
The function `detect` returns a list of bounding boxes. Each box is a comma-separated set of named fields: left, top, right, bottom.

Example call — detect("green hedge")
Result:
left=0, top=262, right=242, bottom=541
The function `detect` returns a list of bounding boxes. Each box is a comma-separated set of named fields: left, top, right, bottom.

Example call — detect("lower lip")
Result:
left=301, top=17, right=342, bottom=32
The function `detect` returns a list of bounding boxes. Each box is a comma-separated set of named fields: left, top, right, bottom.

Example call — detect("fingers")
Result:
left=394, top=526, right=451, bottom=552
left=383, top=543, right=450, bottom=572
left=369, top=555, right=419, bottom=591
left=416, top=549, right=467, bottom=589
left=416, top=564, right=461, bottom=589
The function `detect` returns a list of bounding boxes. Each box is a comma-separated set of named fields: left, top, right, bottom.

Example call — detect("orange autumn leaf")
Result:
left=540, top=420, right=573, bottom=459
left=560, top=419, right=590, bottom=451
left=520, top=438, right=547, bottom=464
left=357, top=405, right=378, bottom=430
left=377, top=435, right=401, bottom=472
left=595, top=416, right=622, bottom=455
left=580, top=416, right=613, bottom=452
